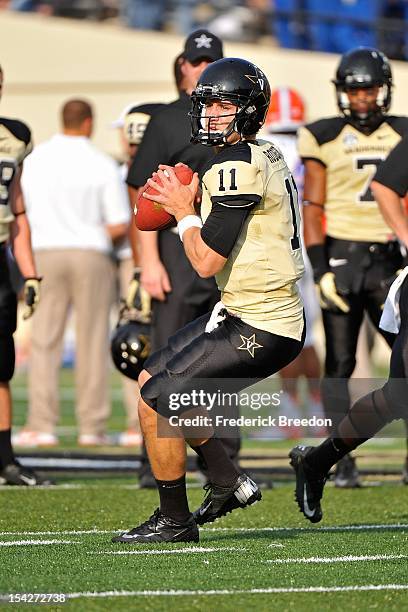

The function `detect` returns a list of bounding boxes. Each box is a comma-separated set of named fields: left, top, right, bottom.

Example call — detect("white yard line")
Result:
left=265, top=554, right=408, bottom=564
left=0, top=540, right=79, bottom=546
left=205, top=524, right=408, bottom=533
left=29, top=584, right=408, bottom=600
left=1, top=523, right=408, bottom=537
left=94, top=546, right=245, bottom=555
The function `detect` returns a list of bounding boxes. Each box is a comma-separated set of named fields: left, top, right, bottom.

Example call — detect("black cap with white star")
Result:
left=182, top=29, right=223, bottom=63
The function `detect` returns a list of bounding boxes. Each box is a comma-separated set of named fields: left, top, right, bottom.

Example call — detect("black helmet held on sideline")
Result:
left=190, top=57, right=271, bottom=146
left=110, top=314, right=150, bottom=381
left=333, top=47, right=392, bottom=130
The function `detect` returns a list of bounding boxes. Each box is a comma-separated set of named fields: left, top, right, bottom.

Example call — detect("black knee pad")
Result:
left=0, top=335, right=15, bottom=382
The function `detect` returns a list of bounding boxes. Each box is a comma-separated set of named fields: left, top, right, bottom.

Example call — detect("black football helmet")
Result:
left=190, top=57, right=271, bottom=146
left=110, top=314, right=150, bottom=381
left=333, top=47, right=392, bottom=129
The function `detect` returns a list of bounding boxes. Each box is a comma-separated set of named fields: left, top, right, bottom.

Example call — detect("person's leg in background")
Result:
left=22, top=251, right=71, bottom=446
left=364, top=252, right=408, bottom=483
left=0, top=247, right=52, bottom=485
left=290, top=277, right=408, bottom=522
left=320, top=293, right=364, bottom=487
left=73, top=250, right=115, bottom=445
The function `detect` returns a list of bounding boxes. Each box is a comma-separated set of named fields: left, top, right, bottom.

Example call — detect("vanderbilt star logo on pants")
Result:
left=237, top=334, right=263, bottom=358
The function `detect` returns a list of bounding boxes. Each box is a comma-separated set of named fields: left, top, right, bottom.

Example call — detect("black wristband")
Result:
left=306, top=244, right=330, bottom=282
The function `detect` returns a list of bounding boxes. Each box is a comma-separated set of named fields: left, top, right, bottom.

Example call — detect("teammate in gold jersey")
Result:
left=0, top=65, right=50, bottom=486
left=112, top=58, right=305, bottom=545
left=298, top=47, right=408, bottom=487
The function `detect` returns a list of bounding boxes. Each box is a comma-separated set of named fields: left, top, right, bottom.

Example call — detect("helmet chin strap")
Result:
left=200, top=115, right=240, bottom=145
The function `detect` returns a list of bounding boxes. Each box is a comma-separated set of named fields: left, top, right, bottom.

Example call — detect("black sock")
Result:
left=306, top=437, right=352, bottom=475
left=155, top=475, right=190, bottom=523
left=0, top=429, right=15, bottom=469
left=195, top=437, right=240, bottom=487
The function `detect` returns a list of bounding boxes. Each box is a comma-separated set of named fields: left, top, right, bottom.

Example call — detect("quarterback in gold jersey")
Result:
left=112, top=58, right=305, bottom=545
left=299, top=47, right=408, bottom=487
left=0, top=65, right=50, bottom=486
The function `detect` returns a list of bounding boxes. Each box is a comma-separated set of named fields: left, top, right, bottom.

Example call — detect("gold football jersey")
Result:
left=298, top=116, right=408, bottom=242
left=0, top=118, right=33, bottom=243
left=200, top=140, right=304, bottom=341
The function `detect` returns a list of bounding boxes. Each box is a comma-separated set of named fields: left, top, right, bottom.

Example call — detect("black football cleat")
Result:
left=112, top=509, right=199, bottom=544
left=193, top=473, right=262, bottom=526
left=0, top=461, right=54, bottom=486
left=289, top=445, right=327, bottom=524
left=334, top=454, right=361, bottom=488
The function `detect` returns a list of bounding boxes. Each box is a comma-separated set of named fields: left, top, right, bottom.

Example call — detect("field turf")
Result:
left=2, top=476, right=408, bottom=609
left=2, top=370, right=408, bottom=610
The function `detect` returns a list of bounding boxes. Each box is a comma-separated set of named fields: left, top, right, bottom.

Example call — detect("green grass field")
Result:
left=1, top=479, right=408, bottom=610
left=2, top=369, right=408, bottom=610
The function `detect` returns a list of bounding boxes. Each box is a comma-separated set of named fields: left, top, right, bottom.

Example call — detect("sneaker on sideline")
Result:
left=118, top=429, right=143, bottom=447
left=11, top=430, right=58, bottom=448
left=77, top=434, right=111, bottom=446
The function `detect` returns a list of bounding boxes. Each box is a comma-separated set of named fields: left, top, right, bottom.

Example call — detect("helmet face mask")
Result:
left=333, top=47, right=392, bottom=130
left=191, top=58, right=271, bottom=146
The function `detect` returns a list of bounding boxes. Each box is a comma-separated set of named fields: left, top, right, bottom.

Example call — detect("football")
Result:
left=135, top=165, right=194, bottom=231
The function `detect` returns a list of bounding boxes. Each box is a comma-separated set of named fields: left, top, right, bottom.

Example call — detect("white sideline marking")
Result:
left=0, top=540, right=79, bottom=547
left=205, top=523, right=408, bottom=533
left=29, top=584, right=408, bottom=600
left=95, top=546, right=245, bottom=556
left=1, top=523, right=408, bottom=537
left=265, top=554, right=408, bottom=564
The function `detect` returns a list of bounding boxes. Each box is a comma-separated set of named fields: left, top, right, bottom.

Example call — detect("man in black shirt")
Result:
left=127, top=30, right=223, bottom=351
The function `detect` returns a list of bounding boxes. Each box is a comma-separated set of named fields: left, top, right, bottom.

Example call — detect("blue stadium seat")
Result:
left=305, top=0, right=385, bottom=53
left=333, top=0, right=385, bottom=53
left=274, top=0, right=309, bottom=49
left=304, top=0, right=337, bottom=52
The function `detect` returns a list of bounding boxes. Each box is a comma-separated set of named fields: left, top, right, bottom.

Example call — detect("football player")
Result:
left=298, top=47, right=408, bottom=487
left=112, top=57, right=305, bottom=544
left=0, top=65, right=51, bottom=485
left=290, top=269, right=408, bottom=522
left=290, top=130, right=408, bottom=523
left=261, top=87, right=324, bottom=437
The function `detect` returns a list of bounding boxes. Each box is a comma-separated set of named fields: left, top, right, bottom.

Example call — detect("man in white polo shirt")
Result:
left=15, top=99, right=130, bottom=447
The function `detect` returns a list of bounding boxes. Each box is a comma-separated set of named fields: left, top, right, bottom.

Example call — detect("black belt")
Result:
left=327, top=236, right=399, bottom=255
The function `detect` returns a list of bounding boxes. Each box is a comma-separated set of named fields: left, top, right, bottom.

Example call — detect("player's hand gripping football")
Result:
left=144, top=163, right=200, bottom=222
left=317, top=272, right=350, bottom=313
left=22, top=277, right=42, bottom=320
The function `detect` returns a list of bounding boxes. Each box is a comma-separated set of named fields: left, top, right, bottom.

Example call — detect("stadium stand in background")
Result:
left=1, top=1, right=408, bottom=58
